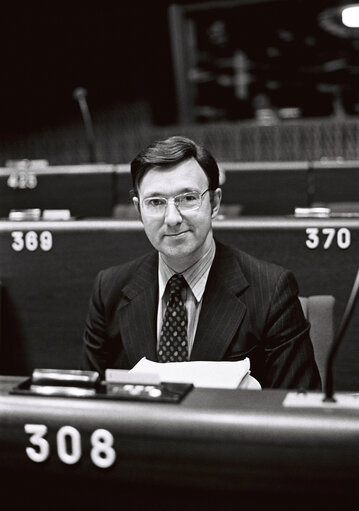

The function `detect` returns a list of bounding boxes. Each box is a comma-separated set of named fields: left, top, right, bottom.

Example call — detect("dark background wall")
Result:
left=0, top=2, right=179, bottom=140
left=2, top=1, right=359, bottom=165
left=1, top=1, right=353, bottom=138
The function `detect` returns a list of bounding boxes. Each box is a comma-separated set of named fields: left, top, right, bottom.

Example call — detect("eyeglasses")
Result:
left=141, top=189, right=209, bottom=217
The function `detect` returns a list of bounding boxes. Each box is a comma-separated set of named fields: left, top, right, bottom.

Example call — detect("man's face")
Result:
left=134, top=158, right=221, bottom=271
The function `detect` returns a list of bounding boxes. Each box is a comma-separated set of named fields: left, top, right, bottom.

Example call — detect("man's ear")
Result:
left=132, top=197, right=142, bottom=221
left=211, top=188, right=222, bottom=219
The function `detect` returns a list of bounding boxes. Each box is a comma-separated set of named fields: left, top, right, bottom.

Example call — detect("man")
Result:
left=81, top=136, right=320, bottom=389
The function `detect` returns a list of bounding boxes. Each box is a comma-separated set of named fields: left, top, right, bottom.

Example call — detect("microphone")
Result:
left=323, top=266, right=359, bottom=402
left=73, top=87, right=97, bottom=163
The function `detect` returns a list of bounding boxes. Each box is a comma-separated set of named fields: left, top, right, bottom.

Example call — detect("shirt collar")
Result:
left=158, top=239, right=216, bottom=303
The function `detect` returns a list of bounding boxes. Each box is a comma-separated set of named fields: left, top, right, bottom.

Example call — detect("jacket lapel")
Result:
left=116, top=253, right=159, bottom=366
left=115, top=242, right=249, bottom=366
left=190, top=242, right=249, bottom=361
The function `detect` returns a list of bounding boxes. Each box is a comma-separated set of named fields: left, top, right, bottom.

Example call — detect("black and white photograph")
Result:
left=0, top=1, right=359, bottom=509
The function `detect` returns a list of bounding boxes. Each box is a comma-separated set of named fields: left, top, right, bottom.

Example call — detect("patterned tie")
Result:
left=158, top=274, right=188, bottom=362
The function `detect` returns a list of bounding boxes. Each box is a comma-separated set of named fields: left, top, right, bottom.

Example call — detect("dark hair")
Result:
left=130, top=136, right=220, bottom=195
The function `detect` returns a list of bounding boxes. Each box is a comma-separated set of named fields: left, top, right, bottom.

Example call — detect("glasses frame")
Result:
left=141, top=189, right=210, bottom=217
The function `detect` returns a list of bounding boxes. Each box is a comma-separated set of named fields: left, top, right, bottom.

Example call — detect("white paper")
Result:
left=105, top=368, right=160, bottom=384
left=129, top=357, right=261, bottom=389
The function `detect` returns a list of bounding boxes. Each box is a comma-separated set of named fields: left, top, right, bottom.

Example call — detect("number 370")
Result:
left=305, top=227, right=351, bottom=250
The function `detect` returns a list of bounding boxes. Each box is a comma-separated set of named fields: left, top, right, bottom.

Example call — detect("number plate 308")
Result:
left=25, top=424, right=116, bottom=468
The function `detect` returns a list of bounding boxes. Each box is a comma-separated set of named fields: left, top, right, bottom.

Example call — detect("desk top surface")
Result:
left=1, top=376, right=359, bottom=436
left=1, top=216, right=359, bottom=231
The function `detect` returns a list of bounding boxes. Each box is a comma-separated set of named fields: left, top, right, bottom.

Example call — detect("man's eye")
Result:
left=182, top=193, right=198, bottom=202
left=148, top=198, right=165, bottom=207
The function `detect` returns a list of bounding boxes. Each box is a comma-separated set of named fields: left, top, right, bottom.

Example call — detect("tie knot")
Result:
left=167, top=274, right=186, bottom=295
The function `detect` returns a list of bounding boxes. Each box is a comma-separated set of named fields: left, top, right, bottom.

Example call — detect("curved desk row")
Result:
left=0, top=217, right=358, bottom=390
left=0, top=376, right=358, bottom=509
left=1, top=160, right=359, bottom=217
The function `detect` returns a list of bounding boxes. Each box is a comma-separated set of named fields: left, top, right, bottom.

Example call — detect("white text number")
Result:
left=11, top=231, right=53, bottom=252
left=305, top=228, right=351, bottom=250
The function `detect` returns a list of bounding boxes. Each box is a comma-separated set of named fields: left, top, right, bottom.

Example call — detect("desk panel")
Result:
left=312, top=161, right=359, bottom=203
left=0, top=165, right=115, bottom=218
left=219, top=162, right=310, bottom=214
left=0, top=221, right=152, bottom=375
left=113, top=161, right=359, bottom=215
left=0, top=218, right=358, bottom=390
left=114, top=162, right=310, bottom=215
left=0, top=377, right=358, bottom=509
left=2, top=162, right=358, bottom=220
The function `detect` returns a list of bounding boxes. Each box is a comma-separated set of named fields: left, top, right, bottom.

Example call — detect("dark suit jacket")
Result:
left=81, top=241, right=321, bottom=390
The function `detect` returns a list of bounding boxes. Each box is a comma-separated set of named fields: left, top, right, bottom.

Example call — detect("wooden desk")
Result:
left=0, top=376, right=358, bottom=510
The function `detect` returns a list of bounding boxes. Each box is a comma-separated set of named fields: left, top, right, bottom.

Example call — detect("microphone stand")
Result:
left=73, top=87, right=97, bottom=163
left=324, top=267, right=359, bottom=402
left=306, top=161, right=315, bottom=207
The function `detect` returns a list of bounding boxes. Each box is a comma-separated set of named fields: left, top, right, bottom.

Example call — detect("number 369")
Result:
left=11, top=231, right=53, bottom=252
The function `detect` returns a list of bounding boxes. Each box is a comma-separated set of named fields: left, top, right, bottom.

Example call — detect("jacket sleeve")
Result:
left=80, top=271, right=110, bottom=378
left=262, top=269, right=322, bottom=390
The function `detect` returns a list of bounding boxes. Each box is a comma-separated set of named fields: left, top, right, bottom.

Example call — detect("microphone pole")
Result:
left=306, top=161, right=315, bottom=207
left=73, top=87, right=97, bottom=163
left=324, top=267, right=359, bottom=402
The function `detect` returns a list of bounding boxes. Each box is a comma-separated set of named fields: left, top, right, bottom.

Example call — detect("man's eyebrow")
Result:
left=142, top=187, right=201, bottom=198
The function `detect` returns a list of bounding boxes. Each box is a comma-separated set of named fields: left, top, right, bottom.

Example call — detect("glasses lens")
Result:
left=143, top=197, right=167, bottom=216
left=142, top=191, right=203, bottom=216
left=176, top=192, right=201, bottom=211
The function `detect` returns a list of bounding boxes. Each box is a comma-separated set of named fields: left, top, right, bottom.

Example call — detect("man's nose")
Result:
left=164, top=200, right=182, bottom=226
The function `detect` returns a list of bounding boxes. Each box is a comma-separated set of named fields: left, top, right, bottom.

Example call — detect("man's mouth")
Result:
left=164, top=230, right=189, bottom=238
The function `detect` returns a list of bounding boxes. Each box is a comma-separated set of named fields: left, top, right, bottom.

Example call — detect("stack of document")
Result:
left=128, top=357, right=261, bottom=390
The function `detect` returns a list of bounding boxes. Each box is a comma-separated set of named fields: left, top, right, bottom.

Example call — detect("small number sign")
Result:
left=25, top=424, right=116, bottom=468
left=11, top=231, right=53, bottom=252
left=305, top=227, right=351, bottom=250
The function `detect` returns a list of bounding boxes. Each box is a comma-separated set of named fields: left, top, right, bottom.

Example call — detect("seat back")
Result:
left=299, top=295, right=335, bottom=383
